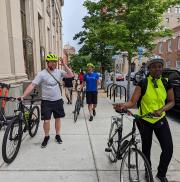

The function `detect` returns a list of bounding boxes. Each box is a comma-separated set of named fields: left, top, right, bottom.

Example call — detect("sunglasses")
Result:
left=152, top=79, right=158, bottom=88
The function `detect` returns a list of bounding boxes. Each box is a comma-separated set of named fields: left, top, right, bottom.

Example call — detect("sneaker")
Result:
left=55, top=135, right=63, bottom=144
left=93, top=109, right=96, bottom=116
left=89, top=115, right=93, bottom=121
left=41, top=136, right=50, bottom=148
left=156, top=174, right=168, bottom=182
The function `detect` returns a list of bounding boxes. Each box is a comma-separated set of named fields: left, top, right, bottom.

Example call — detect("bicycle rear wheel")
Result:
left=120, top=148, right=153, bottom=182
left=28, top=105, right=40, bottom=137
left=74, top=100, right=81, bottom=122
left=2, top=116, right=22, bottom=164
left=108, top=121, right=121, bottom=163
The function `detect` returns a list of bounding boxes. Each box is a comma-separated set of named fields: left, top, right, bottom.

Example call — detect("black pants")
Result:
left=136, top=117, right=173, bottom=177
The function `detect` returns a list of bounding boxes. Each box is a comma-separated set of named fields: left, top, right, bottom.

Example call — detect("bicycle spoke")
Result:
left=120, top=148, right=153, bottom=182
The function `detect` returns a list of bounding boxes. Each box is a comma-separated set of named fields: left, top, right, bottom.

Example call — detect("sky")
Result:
left=62, top=0, right=87, bottom=52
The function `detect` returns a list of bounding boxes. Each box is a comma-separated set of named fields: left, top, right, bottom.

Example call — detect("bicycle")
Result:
left=105, top=109, right=154, bottom=182
left=2, top=89, right=40, bottom=164
left=73, top=87, right=85, bottom=122
left=0, top=83, right=12, bottom=130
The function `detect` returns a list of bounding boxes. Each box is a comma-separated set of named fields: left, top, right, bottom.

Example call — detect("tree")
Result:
left=74, top=0, right=180, bottom=100
left=69, top=54, right=91, bottom=73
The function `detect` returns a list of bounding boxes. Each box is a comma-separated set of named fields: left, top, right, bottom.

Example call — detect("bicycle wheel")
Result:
left=108, top=121, right=121, bottom=163
left=28, top=105, right=40, bottom=137
left=120, top=148, right=153, bottom=182
left=2, top=116, right=22, bottom=164
left=74, top=100, right=81, bottom=122
left=81, top=91, right=85, bottom=107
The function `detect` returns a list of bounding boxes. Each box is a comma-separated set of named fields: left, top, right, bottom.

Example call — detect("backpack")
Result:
left=137, top=77, right=169, bottom=114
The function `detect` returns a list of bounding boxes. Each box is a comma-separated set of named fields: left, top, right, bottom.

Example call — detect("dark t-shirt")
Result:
left=63, top=77, right=74, bottom=87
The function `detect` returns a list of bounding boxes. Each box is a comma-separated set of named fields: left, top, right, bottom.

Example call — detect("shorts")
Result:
left=41, top=99, right=65, bottom=120
left=86, top=91, right=98, bottom=104
left=65, top=87, right=73, bottom=97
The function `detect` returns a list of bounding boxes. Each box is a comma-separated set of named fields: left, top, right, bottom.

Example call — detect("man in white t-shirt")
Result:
left=21, top=54, right=73, bottom=148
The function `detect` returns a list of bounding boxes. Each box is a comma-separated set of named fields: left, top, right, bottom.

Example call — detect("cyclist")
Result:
left=21, top=54, right=73, bottom=148
left=78, top=70, right=84, bottom=84
left=82, top=63, right=100, bottom=121
left=63, top=71, right=74, bottom=104
left=113, top=56, right=175, bottom=182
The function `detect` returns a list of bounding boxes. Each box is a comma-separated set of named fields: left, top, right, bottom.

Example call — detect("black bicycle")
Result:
left=105, top=109, right=154, bottom=182
left=73, top=88, right=85, bottom=122
left=2, top=90, right=40, bottom=164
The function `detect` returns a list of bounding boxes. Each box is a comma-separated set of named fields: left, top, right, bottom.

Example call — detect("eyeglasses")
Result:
left=152, top=79, right=158, bottom=88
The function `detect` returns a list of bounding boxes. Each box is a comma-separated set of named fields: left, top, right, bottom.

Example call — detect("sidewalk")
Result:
left=0, top=90, right=180, bottom=182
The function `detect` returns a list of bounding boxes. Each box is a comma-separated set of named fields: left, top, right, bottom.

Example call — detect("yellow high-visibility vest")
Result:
left=139, top=75, right=167, bottom=124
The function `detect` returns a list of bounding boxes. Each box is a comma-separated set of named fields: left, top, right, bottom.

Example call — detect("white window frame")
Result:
left=176, top=58, right=180, bottom=71
left=178, top=36, right=180, bottom=50
left=167, top=39, right=172, bottom=52
left=159, top=42, right=163, bottom=54
left=175, top=7, right=180, bottom=13
left=167, top=8, right=171, bottom=13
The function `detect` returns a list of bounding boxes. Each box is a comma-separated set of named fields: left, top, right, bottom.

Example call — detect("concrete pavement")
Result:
left=0, top=90, right=180, bottom=182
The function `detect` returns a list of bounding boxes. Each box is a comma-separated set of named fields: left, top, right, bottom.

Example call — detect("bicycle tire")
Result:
left=2, top=116, right=22, bottom=164
left=28, top=105, right=40, bottom=137
left=81, top=91, right=85, bottom=107
left=120, top=148, right=153, bottom=182
left=74, top=100, right=80, bottom=122
left=108, top=121, right=121, bottom=163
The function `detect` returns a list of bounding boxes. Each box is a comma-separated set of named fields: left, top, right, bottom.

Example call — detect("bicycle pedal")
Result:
left=117, top=154, right=122, bottom=160
left=105, top=148, right=112, bottom=152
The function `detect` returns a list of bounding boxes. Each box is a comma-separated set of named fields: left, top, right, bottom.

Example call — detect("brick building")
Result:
left=154, top=26, right=180, bottom=70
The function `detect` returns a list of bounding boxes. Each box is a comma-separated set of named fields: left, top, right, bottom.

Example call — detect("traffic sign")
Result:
left=105, top=45, right=114, bottom=49
left=112, top=55, right=119, bottom=60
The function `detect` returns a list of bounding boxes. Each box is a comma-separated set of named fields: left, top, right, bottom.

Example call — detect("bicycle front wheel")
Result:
left=120, top=148, right=153, bottom=182
left=2, top=116, right=22, bottom=164
left=28, top=105, right=40, bottom=137
left=74, top=100, right=81, bottom=122
left=108, top=121, right=121, bottom=163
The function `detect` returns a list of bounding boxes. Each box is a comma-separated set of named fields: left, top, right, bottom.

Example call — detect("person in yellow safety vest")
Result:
left=113, top=56, right=175, bottom=182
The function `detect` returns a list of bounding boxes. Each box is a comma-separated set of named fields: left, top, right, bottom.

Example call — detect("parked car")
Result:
left=162, top=68, right=180, bottom=113
left=115, top=73, right=124, bottom=81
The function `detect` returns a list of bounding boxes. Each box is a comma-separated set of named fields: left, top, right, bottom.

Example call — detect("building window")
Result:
left=167, top=39, right=172, bottom=52
left=167, top=8, right=171, bottom=13
left=166, top=18, right=169, bottom=23
left=177, top=17, right=180, bottom=23
left=178, top=36, right=180, bottom=50
left=175, top=7, right=180, bottom=13
left=166, top=60, right=171, bottom=68
left=176, top=59, right=180, bottom=70
left=159, top=42, right=163, bottom=54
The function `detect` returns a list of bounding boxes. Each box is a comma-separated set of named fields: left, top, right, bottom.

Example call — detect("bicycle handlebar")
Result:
left=115, top=109, right=159, bottom=119
left=0, top=96, right=41, bottom=103
left=0, top=96, right=16, bottom=102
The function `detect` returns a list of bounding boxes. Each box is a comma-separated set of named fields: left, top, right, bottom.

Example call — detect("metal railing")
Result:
left=106, top=83, right=127, bottom=102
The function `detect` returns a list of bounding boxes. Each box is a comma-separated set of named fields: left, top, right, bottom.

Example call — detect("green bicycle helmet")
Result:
left=87, top=63, right=95, bottom=68
left=46, top=54, right=58, bottom=62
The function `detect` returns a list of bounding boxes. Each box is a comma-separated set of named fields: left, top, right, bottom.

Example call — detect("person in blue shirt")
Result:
left=83, top=63, right=100, bottom=121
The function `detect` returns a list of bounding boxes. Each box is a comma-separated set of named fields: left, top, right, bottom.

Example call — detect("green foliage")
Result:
left=69, top=54, right=91, bottom=73
left=73, top=0, right=180, bottom=99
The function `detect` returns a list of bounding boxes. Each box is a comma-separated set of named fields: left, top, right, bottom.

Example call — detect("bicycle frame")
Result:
left=108, top=114, right=139, bottom=160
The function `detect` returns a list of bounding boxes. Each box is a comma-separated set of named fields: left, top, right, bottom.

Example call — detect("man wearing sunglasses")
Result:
left=113, top=56, right=175, bottom=182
